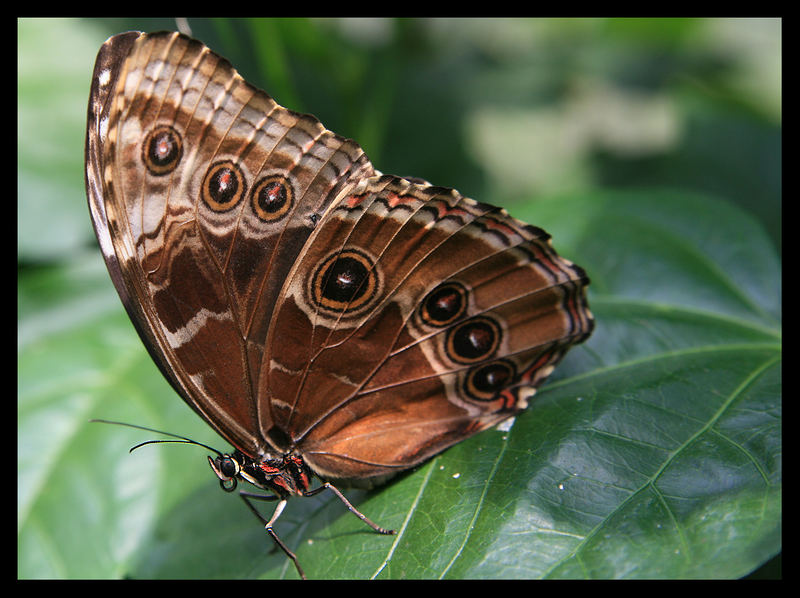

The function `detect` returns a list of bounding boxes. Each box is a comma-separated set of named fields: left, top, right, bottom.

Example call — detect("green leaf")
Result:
left=18, top=18, right=780, bottom=579
left=19, top=190, right=781, bottom=579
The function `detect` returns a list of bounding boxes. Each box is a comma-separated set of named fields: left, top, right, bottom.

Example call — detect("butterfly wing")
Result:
left=262, top=175, right=593, bottom=482
left=86, top=31, right=375, bottom=456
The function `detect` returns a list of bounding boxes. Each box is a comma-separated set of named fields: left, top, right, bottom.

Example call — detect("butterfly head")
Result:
left=208, top=453, right=242, bottom=492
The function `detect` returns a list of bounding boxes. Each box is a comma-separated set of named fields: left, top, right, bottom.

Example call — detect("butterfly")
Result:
left=86, top=30, right=594, bottom=578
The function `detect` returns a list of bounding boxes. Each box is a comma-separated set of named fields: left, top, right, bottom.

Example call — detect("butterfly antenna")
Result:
left=89, top=419, right=223, bottom=457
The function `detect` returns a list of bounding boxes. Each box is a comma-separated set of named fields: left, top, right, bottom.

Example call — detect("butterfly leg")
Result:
left=239, top=491, right=307, bottom=580
left=304, top=482, right=396, bottom=535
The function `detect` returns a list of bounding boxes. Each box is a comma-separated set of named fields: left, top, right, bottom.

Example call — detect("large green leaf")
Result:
left=19, top=190, right=781, bottom=579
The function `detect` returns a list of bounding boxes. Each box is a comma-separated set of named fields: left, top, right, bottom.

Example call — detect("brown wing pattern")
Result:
left=87, top=32, right=593, bottom=483
left=86, top=31, right=375, bottom=457
left=264, top=176, right=593, bottom=481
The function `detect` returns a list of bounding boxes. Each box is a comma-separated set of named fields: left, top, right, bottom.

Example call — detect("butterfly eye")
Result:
left=142, top=125, right=183, bottom=175
left=208, top=455, right=241, bottom=492
left=201, top=160, right=247, bottom=212
left=209, top=454, right=240, bottom=480
left=218, top=456, right=240, bottom=478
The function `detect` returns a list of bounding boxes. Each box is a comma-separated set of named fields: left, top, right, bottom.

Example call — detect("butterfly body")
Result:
left=211, top=450, right=312, bottom=498
left=86, top=30, right=593, bottom=577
